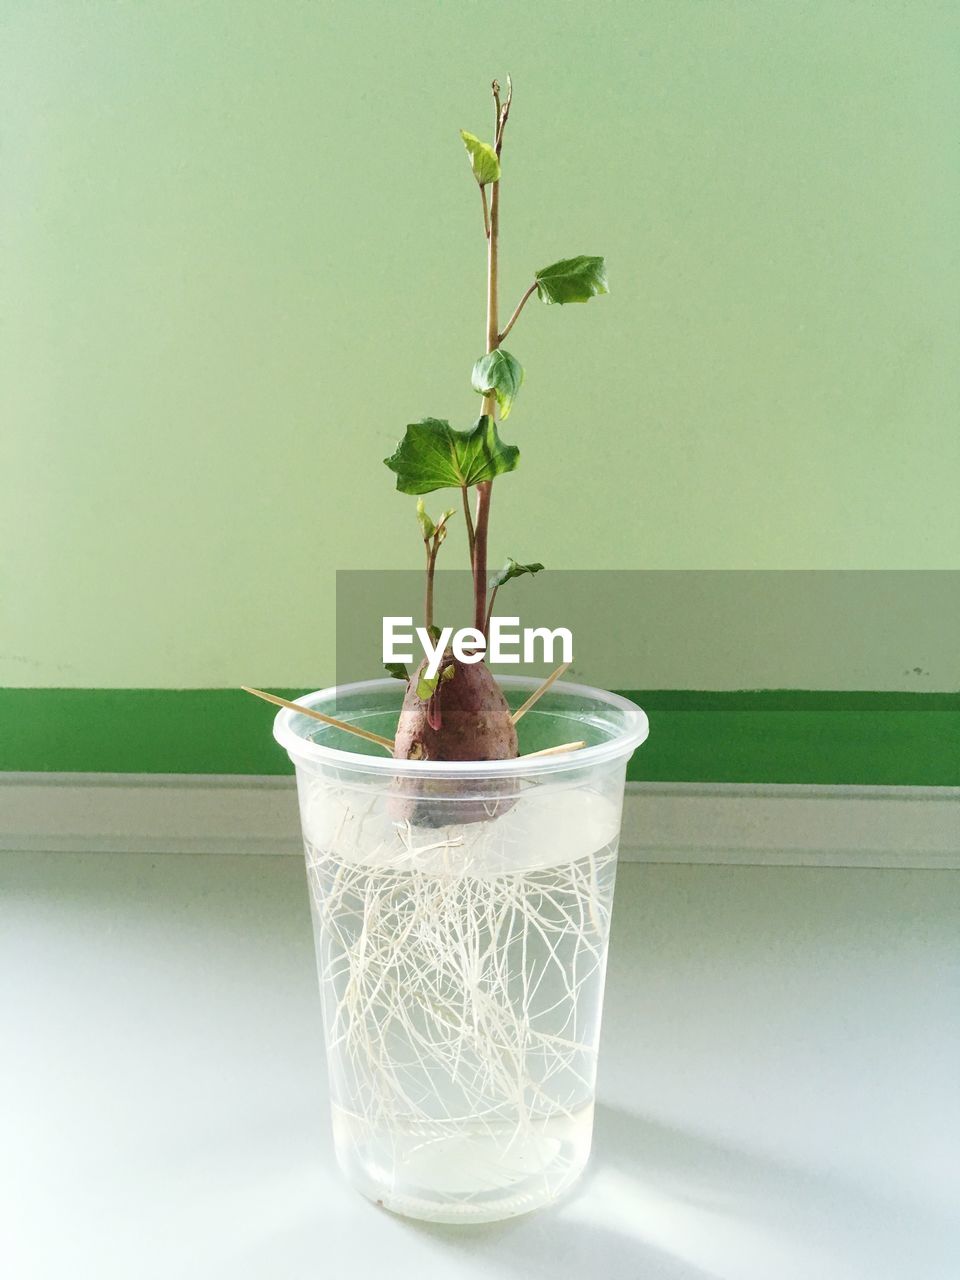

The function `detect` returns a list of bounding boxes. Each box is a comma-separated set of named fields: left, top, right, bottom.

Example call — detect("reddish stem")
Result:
left=461, top=485, right=475, bottom=561
left=470, top=78, right=512, bottom=642
left=424, top=541, right=439, bottom=631
left=472, top=480, right=491, bottom=633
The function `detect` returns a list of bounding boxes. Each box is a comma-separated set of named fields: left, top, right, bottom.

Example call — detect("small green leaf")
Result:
left=535, top=256, right=608, bottom=305
left=418, top=500, right=457, bottom=541
left=385, top=662, right=409, bottom=681
left=471, top=349, right=524, bottom=419
left=416, top=659, right=456, bottom=701
left=416, top=671, right=439, bottom=700
left=384, top=416, right=519, bottom=495
left=489, top=558, right=544, bottom=591
left=460, top=130, right=501, bottom=185
left=416, top=497, right=435, bottom=541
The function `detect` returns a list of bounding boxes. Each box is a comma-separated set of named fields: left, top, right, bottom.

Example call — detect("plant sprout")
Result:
left=384, top=77, right=608, bottom=763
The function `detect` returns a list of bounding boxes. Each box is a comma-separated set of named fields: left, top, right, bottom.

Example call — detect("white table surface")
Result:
left=3, top=850, right=958, bottom=1280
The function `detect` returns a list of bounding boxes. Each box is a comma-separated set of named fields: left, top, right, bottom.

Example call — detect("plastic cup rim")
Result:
left=272, top=675, right=649, bottom=779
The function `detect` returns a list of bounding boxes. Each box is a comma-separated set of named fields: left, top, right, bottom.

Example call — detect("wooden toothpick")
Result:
left=510, top=662, right=571, bottom=725
left=241, top=686, right=395, bottom=752
left=521, top=740, right=586, bottom=758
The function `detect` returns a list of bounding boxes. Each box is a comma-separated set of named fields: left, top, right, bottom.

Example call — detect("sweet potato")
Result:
left=393, top=656, right=518, bottom=763
left=391, top=656, right=518, bottom=827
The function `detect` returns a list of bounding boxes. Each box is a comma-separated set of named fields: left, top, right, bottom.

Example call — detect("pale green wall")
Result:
left=2, top=1, right=957, bottom=689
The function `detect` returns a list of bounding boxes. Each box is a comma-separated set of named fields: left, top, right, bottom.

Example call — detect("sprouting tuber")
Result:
left=383, top=76, right=609, bottom=763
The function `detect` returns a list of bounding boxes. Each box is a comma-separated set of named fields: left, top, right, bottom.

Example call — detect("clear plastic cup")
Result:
left=273, top=675, right=648, bottom=1223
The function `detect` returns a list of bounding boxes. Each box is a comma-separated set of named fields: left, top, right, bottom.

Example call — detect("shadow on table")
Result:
left=392, top=1106, right=720, bottom=1280
left=398, top=1103, right=957, bottom=1280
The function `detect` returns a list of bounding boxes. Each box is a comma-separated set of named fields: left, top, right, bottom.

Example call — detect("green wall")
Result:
left=2, top=0, right=958, bottom=697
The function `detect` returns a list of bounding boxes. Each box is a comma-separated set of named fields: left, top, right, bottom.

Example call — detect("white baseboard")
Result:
left=1, top=773, right=957, bottom=869
left=617, top=782, right=958, bottom=868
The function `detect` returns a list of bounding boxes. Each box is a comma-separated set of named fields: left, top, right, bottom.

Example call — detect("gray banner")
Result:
left=335, top=570, right=959, bottom=693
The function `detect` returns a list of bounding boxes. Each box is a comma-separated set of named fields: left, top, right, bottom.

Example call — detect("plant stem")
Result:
left=460, top=485, right=475, bottom=560
left=424, top=540, right=438, bottom=631
left=480, top=185, right=490, bottom=239
left=499, top=280, right=537, bottom=343
left=484, top=583, right=500, bottom=635
left=486, top=173, right=500, bottom=354
left=472, top=480, right=491, bottom=632
left=473, top=81, right=510, bottom=637
left=494, top=74, right=511, bottom=153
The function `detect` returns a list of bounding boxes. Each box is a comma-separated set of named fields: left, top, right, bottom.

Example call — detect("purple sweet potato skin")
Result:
left=393, top=657, right=518, bottom=762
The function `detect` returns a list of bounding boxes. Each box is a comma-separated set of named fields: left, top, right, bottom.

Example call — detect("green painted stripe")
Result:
left=632, top=689, right=960, bottom=712
left=0, top=688, right=957, bottom=786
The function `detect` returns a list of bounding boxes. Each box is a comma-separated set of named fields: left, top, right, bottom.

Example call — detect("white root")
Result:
left=302, top=783, right=618, bottom=1206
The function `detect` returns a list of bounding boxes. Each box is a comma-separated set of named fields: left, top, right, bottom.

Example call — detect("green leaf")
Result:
left=535, top=256, right=608, bottom=305
left=417, top=661, right=455, bottom=701
left=489, top=558, right=544, bottom=591
left=416, top=497, right=436, bottom=540
left=384, top=416, right=519, bottom=495
left=384, top=662, right=409, bottom=681
left=416, top=672, right=437, bottom=700
left=416, top=498, right=454, bottom=541
left=471, top=349, right=524, bottom=419
left=460, top=130, right=500, bottom=185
